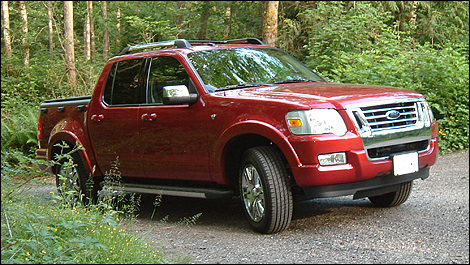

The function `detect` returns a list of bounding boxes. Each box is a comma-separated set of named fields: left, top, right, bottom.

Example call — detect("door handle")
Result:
left=91, top=114, right=104, bottom=122
left=141, top=113, right=157, bottom=122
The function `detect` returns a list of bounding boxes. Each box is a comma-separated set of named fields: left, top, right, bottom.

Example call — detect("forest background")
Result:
left=1, top=0, right=469, bottom=161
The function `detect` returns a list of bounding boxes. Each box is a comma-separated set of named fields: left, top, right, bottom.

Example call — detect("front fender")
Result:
left=210, top=120, right=301, bottom=184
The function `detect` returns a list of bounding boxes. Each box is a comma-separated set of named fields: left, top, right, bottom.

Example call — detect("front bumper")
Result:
left=288, top=135, right=438, bottom=199
left=302, top=167, right=429, bottom=199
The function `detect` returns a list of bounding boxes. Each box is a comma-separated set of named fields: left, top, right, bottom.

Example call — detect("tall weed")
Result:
left=1, top=148, right=194, bottom=264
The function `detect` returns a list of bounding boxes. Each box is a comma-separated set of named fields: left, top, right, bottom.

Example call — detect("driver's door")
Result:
left=138, top=56, right=211, bottom=181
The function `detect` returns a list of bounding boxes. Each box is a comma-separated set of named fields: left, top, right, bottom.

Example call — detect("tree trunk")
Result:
left=2, top=1, right=12, bottom=58
left=262, top=1, right=279, bottom=47
left=225, top=4, right=233, bottom=39
left=64, top=1, right=77, bottom=91
left=198, top=1, right=211, bottom=40
left=89, top=1, right=95, bottom=62
left=410, top=1, right=418, bottom=24
left=19, top=1, right=29, bottom=66
left=176, top=1, right=185, bottom=39
left=116, top=5, right=121, bottom=52
left=47, top=1, right=54, bottom=58
left=102, top=1, right=109, bottom=60
left=84, top=1, right=91, bottom=60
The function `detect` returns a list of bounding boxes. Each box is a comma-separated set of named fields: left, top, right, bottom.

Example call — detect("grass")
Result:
left=1, top=189, right=180, bottom=264
left=1, top=150, right=193, bottom=264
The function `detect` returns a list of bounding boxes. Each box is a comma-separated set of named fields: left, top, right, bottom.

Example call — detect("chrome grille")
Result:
left=359, top=102, right=418, bottom=132
left=347, top=99, right=433, bottom=160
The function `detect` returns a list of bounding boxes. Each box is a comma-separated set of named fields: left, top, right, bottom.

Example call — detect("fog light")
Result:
left=318, top=152, right=347, bottom=166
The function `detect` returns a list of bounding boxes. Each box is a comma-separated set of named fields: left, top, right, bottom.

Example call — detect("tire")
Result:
left=55, top=151, right=97, bottom=206
left=239, top=146, right=293, bottom=234
left=368, top=181, right=413, bottom=207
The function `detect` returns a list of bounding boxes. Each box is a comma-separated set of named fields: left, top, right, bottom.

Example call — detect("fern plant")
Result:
left=1, top=107, right=39, bottom=155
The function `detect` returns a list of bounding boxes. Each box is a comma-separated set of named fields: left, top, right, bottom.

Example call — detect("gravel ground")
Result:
left=27, top=150, right=469, bottom=264
left=128, top=150, right=469, bottom=264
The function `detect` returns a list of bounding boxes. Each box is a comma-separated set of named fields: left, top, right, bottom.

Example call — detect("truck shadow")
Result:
left=135, top=193, right=247, bottom=230
left=133, top=193, right=384, bottom=232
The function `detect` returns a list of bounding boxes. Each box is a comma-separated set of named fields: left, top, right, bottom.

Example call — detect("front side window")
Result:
left=187, top=47, right=325, bottom=92
left=146, top=56, right=193, bottom=104
left=102, top=58, right=145, bottom=105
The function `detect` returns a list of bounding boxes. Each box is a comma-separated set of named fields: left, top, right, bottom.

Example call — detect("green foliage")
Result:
left=150, top=195, right=163, bottom=220
left=0, top=149, right=46, bottom=181
left=1, top=1, right=468, bottom=162
left=99, top=157, right=142, bottom=219
left=330, top=44, right=469, bottom=153
left=301, top=2, right=398, bottom=74
left=116, top=1, right=263, bottom=45
left=1, top=54, right=98, bottom=105
left=413, top=1, right=469, bottom=49
left=177, top=213, right=203, bottom=227
left=298, top=1, right=469, bottom=153
left=1, top=105, right=39, bottom=156
left=124, top=16, right=177, bottom=44
left=1, top=148, right=193, bottom=264
left=1, top=192, right=176, bottom=264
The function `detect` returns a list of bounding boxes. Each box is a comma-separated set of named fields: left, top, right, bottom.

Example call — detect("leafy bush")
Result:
left=1, top=54, right=104, bottom=158
left=300, top=2, right=397, bottom=75
left=2, top=54, right=102, bottom=105
left=300, top=1, right=469, bottom=153
left=1, top=105, right=39, bottom=156
left=0, top=149, right=44, bottom=181
left=327, top=44, right=469, bottom=153
left=2, top=55, right=61, bottom=106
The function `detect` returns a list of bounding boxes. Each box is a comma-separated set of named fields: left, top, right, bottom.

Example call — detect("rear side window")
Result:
left=103, top=58, right=145, bottom=105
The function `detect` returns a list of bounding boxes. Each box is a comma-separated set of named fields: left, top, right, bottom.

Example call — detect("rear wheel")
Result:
left=368, top=181, right=413, bottom=207
left=239, top=146, right=293, bottom=234
left=56, top=151, right=96, bottom=206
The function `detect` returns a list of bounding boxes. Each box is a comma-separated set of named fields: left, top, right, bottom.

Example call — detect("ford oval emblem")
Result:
left=386, top=110, right=401, bottom=120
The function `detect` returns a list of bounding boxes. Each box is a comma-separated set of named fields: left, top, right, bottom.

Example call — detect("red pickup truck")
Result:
left=36, top=38, right=439, bottom=234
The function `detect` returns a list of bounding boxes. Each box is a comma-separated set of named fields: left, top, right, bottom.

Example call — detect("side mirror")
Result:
left=162, top=85, right=198, bottom=105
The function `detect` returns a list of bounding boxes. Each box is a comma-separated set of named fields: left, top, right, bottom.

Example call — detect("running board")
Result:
left=101, top=183, right=234, bottom=199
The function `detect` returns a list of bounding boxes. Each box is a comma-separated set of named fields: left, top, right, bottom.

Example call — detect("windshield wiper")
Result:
left=274, top=78, right=321, bottom=84
left=215, top=83, right=265, bottom=91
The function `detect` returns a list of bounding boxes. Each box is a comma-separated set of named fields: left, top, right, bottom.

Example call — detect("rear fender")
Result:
left=48, top=119, right=96, bottom=177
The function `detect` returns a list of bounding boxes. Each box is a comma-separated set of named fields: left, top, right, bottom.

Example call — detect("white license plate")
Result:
left=392, top=152, right=419, bottom=176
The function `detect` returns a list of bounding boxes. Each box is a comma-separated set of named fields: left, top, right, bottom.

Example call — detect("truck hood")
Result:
left=219, top=82, right=424, bottom=109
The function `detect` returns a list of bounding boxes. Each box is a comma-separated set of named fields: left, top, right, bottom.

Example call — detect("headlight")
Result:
left=286, top=109, right=347, bottom=136
left=417, top=100, right=434, bottom=127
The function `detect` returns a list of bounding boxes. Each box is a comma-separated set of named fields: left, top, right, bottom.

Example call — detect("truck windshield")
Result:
left=187, top=47, right=326, bottom=93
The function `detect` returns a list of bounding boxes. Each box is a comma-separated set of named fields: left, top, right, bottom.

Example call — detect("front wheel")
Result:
left=368, top=181, right=413, bottom=207
left=239, top=146, right=293, bottom=234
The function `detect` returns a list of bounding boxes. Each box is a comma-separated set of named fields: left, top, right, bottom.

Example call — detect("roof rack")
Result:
left=117, top=38, right=265, bottom=55
left=187, top=38, right=265, bottom=46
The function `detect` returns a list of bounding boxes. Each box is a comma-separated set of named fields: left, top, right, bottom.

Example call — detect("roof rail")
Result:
left=117, top=38, right=265, bottom=55
left=118, top=39, right=191, bottom=55
left=186, top=38, right=265, bottom=46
